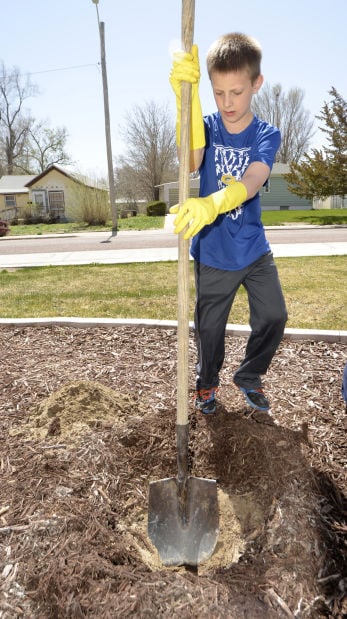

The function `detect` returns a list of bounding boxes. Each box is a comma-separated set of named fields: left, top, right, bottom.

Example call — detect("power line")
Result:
left=25, top=63, right=100, bottom=77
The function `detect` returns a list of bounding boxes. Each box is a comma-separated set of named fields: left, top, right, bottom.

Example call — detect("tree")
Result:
left=114, top=163, right=140, bottom=206
left=116, top=100, right=178, bottom=202
left=0, top=62, right=38, bottom=174
left=285, top=88, right=347, bottom=200
left=252, top=83, right=314, bottom=162
left=0, top=61, right=73, bottom=175
left=19, top=121, right=72, bottom=173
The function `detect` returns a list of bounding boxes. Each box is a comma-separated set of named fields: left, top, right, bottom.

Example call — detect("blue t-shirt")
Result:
left=190, top=113, right=281, bottom=270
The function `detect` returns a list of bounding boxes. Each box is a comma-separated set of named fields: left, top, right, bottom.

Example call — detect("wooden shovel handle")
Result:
left=177, top=0, right=195, bottom=427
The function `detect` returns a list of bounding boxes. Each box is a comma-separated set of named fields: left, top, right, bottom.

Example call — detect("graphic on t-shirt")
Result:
left=214, top=144, right=250, bottom=219
left=215, top=144, right=250, bottom=186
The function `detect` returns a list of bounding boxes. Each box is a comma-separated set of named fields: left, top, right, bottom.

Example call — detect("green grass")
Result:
left=7, top=215, right=165, bottom=236
left=6, top=209, right=347, bottom=236
left=261, top=208, right=347, bottom=226
left=0, top=256, right=346, bottom=330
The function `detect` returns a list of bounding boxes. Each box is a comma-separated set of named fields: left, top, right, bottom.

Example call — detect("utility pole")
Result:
left=92, top=0, right=117, bottom=235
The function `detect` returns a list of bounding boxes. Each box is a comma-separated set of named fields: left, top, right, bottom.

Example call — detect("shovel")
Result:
left=148, top=0, right=219, bottom=567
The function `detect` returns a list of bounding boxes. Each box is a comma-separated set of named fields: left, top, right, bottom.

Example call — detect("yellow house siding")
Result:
left=0, top=193, right=29, bottom=210
left=0, top=192, right=29, bottom=219
left=29, top=168, right=105, bottom=221
left=30, top=168, right=69, bottom=190
left=15, top=194, right=29, bottom=210
left=0, top=166, right=109, bottom=222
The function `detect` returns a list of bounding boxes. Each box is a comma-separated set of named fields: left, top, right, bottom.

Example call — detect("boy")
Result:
left=170, top=33, right=287, bottom=414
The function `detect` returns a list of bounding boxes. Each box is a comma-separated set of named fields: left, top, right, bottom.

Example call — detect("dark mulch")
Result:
left=0, top=325, right=346, bottom=618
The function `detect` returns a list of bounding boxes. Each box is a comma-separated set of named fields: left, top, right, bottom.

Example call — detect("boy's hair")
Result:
left=206, top=33, right=262, bottom=82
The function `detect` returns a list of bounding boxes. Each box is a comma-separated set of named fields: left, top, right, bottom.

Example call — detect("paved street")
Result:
left=1, top=225, right=347, bottom=254
left=0, top=223, right=346, bottom=268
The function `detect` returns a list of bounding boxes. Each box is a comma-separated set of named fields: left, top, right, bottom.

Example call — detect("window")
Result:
left=5, top=195, right=16, bottom=207
left=48, top=191, right=65, bottom=217
left=32, top=191, right=46, bottom=207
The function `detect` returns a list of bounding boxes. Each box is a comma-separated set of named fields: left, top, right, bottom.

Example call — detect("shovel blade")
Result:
left=148, top=476, right=219, bottom=566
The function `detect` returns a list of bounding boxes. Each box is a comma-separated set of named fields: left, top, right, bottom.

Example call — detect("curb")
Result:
left=0, top=317, right=346, bottom=343
left=0, top=234, right=77, bottom=241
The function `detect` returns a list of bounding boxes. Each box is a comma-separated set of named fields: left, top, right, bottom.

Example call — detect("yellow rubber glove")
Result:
left=170, top=180, right=248, bottom=239
left=169, top=44, right=205, bottom=150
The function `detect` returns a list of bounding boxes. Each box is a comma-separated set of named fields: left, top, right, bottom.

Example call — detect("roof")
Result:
left=25, top=164, right=108, bottom=191
left=156, top=178, right=200, bottom=189
left=25, top=164, right=75, bottom=187
left=0, top=175, right=35, bottom=194
left=0, top=165, right=108, bottom=193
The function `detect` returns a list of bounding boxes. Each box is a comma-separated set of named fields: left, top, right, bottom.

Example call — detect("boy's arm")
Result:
left=240, top=161, right=270, bottom=199
left=170, top=161, right=271, bottom=240
left=170, top=45, right=205, bottom=173
left=188, top=147, right=205, bottom=172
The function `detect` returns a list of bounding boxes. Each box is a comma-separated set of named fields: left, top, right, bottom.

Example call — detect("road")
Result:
left=1, top=226, right=346, bottom=256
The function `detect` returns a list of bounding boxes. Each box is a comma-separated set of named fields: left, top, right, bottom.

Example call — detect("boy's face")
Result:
left=210, top=68, right=263, bottom=133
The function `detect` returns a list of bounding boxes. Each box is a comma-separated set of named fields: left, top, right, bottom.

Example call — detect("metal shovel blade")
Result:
left=148, top=476, right=219, bottom=566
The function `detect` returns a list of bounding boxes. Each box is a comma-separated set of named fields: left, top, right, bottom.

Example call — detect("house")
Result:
left=260, top=163, right=312, bottom=210
left=0, top=164, right=108, bottom=222
left=157, top=163, right=313, bottom=211
left=0, top=174, right=36, bottom=220
left=313, top=195, right=345, bottom=209
left=157, top=177, right=199, bottom=210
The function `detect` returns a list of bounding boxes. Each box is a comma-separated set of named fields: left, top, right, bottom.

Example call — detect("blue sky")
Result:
left=2, top=0, right=346, bottom=177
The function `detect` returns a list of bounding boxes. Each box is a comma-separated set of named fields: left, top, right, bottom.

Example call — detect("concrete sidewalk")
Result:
left=1, top=242, right=347, bottom=269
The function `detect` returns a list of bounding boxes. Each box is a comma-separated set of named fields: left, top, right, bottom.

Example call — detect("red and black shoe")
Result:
left=195, top=387, right=218, bottom=414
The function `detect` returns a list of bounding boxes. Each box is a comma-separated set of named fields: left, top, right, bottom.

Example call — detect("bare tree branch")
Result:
left=0, top=62, right=38, bottom=173
left=24, top=121, right=72, bottom=173
left=252, top=83, right=314, bottom=162
left=116, top=101, right=178, bottom=202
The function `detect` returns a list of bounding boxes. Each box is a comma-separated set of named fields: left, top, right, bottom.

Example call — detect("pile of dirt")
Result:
left=10, top=380, right=145, bottom=443
left=0, top=325, right=346, bottom=618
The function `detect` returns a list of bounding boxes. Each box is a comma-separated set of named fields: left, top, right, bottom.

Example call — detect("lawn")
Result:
left=5, top=208, right=347, bottom=236
left=0, top=256, right=346, bottom=330
left=7, top=215, right=165, bottom=236
left=261, top=208, right=347, bottom=226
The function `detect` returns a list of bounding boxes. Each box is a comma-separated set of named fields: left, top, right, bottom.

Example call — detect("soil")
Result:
left=0, top=324, right=346, bottom=618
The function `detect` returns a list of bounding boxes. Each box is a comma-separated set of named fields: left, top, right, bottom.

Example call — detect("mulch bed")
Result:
left=0, top=324, right=346, bottom=618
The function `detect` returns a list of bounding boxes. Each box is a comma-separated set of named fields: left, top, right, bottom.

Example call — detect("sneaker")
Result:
left=238, top=387, right=270, bottom=411
left=195, top=388, right=218, bottom=414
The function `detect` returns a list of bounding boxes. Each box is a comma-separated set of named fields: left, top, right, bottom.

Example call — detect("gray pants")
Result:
left=194, top=252, right=288, bottom=391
